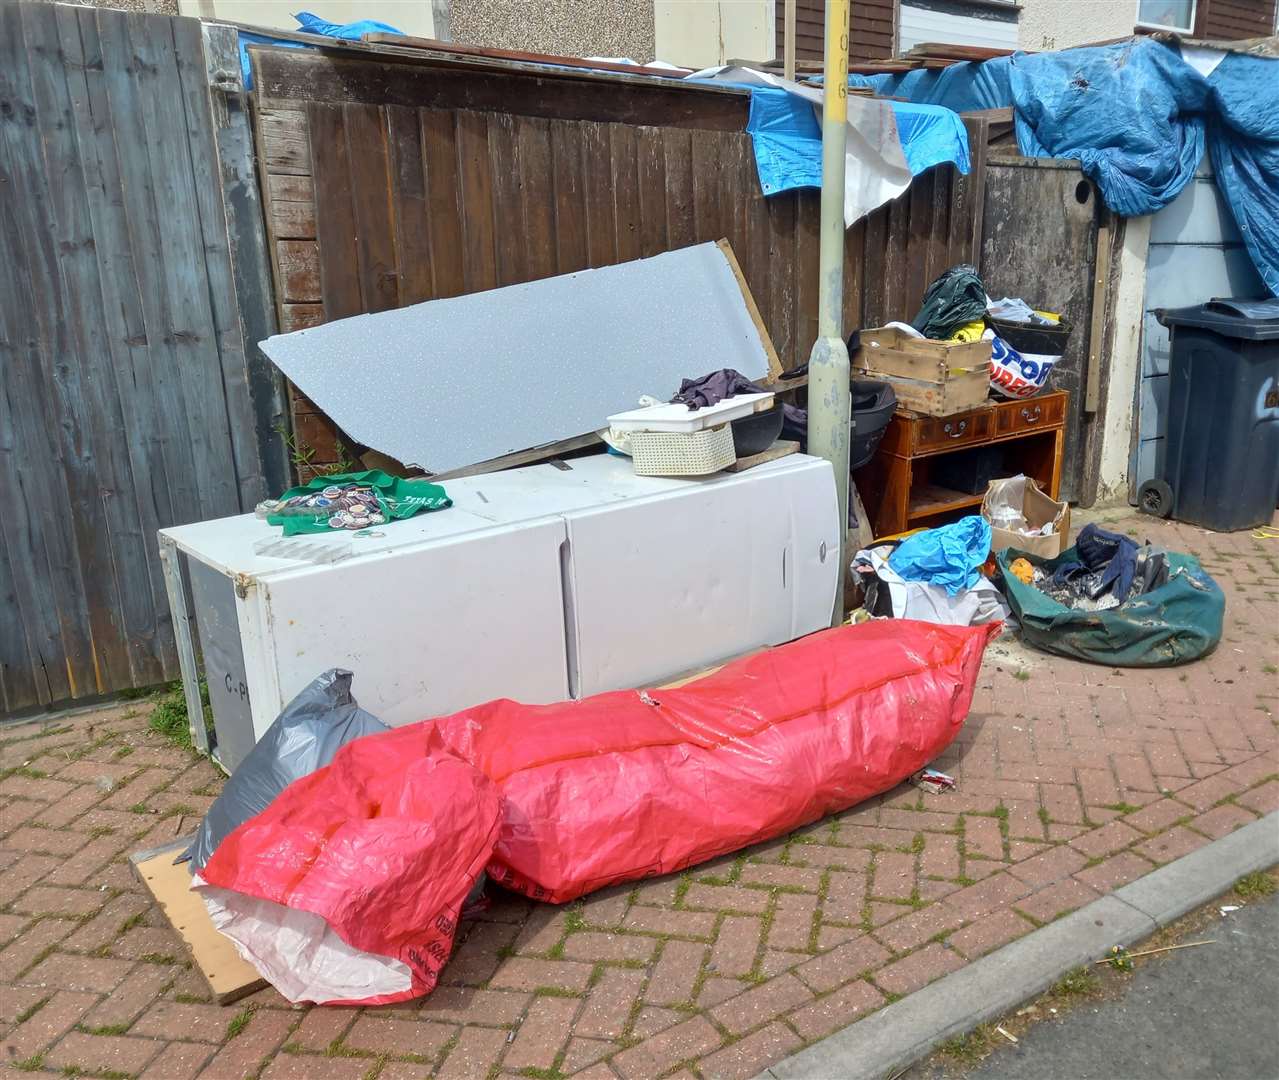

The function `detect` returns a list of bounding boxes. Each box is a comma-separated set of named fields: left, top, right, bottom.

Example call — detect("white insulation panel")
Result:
left=261, top=243, right=774, bottom=473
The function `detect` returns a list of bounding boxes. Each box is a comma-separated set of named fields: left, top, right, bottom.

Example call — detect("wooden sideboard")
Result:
left=854, top=390, right=1068, bottom=539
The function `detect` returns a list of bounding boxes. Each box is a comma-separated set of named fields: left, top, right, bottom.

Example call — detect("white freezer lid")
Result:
left=158, top=503, right=508, bottom=579
left=446, top=451, right=832, bottom=525
left=159, top=451, right=834, bottom=578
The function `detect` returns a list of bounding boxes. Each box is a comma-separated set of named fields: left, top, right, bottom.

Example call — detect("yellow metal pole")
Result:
left=807, top=0, right=851, bottom=624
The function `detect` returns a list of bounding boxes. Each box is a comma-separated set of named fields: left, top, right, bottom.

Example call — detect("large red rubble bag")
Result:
left=196, top=725, right=500, bottom=1006
left=434, top=619, right=997, bottom=902
left=199, top=619, right=994, bottom=1003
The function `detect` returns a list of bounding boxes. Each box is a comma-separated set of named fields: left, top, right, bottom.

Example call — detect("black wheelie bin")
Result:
left=1143, top=299, right=1279, bottom=532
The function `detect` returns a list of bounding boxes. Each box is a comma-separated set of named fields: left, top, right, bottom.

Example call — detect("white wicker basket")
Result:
left=628, top=424, right=736, bottom=477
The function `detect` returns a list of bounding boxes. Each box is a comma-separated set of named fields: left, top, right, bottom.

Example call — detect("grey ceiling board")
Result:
left=260, top=242, right=776, bottom=473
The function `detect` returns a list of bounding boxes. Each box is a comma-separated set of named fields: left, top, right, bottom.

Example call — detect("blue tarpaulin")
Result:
left=852, top=38, right=1279, bottom=296
left=733, top=83, right=970, bottom=196
left=237, top=11, right=404, bottom=89
left=888, top=515, right=992, bottom=596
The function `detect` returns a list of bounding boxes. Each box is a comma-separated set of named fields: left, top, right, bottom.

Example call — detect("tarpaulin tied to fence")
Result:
left=852, top=38, right=1279, bottom=296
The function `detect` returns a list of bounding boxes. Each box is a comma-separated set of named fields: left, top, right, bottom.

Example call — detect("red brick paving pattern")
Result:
left=1, top=511, right=1276, bottom=1079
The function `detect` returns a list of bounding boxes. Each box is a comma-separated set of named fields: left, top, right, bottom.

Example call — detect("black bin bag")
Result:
left=184, top=669, right=388, bottom=871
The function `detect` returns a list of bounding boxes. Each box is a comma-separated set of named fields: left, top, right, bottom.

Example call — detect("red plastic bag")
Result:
left=197, top=725, right=500, bottom=1006
left=433, top=619, right=996, bottom=902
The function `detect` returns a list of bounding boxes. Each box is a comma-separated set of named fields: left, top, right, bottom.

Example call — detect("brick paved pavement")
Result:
left=2, top=510, right=1276, bottom=1080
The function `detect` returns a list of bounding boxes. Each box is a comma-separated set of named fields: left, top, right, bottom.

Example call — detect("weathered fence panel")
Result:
left=0, top=2, right=279, bottom=713
left=249, top=46, right=988, bottom=472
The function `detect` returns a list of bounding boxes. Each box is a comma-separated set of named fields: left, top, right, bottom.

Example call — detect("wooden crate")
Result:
left=854, top=326, right=991, bottom=417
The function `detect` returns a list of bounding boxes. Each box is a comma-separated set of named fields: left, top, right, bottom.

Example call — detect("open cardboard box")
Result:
left=983, top=476, right=1070, bottom=559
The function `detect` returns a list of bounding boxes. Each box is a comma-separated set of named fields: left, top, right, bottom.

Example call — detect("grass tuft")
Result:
left=937, top=1023, right=995, bottom=1066
left=1234, top=871, right=1277, bottom=900
left=225, top=1005, right=254, bottom=1040
left=1053, top=966, right=1100, bottom=997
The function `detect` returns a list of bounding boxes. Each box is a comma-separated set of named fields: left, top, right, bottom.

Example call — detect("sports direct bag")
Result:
left=196, top=725, right=500, bottom=1006
left=439, top=619, right=996, bottom=902
left=985, top=317, right=1072, bottom=400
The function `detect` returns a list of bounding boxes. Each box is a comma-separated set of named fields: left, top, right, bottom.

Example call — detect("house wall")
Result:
left=1018, top=0, right=1135, bottom=51
left=176, top=0, right=438, bottom=37
left=450, top=0, right=656, bottom=60
left=654, top=0, right=774, bottom=68
left=899, top=0, right=1019, bottom=51
left=776, top=0, right=897, bottom=64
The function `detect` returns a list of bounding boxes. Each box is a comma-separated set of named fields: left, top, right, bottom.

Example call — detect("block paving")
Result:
left=1, top=510, right=1277, bottom=1079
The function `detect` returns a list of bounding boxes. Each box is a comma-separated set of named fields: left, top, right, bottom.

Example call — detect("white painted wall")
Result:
left=1096, top=214, right=1151, bottom=505
left=654, top=0, right=773, bottom=68
left=1017, top=0, right=1137, bottom=51
left=899, top=3, right=1018, bottom=52
left=178, top=0, right=437, bottom=38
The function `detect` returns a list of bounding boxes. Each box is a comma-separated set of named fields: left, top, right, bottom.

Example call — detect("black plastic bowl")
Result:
left=730, top=403, right=785, bottom=458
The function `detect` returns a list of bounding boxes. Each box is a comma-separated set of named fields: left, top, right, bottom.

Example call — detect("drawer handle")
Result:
left=1020, top=406, right=1042, bottom=423
left=944, top=420, right=967, bottom=438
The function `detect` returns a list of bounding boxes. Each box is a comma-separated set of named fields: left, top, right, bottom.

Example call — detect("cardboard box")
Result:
left=983, top=477, right=1070, bottom=559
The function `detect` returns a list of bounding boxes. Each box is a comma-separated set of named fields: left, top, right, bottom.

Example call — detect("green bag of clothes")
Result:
left=267, top=470, right=451, bottom=537
left=996, top=546, right=1223, bottom=667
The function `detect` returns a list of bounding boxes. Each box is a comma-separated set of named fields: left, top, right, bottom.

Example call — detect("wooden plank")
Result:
left=794, top=192, right=821, bottom=361
left=691, top=128, right=728, bottom=249
left=861, top=205, right=889, bottom=326
left=581, top=121, right=618, bottom=268
left=516, top=115, right=556, bottom=282
left=716, top=240, right=784, bottom=381
left=662, top=127, right=696, bottom=251
left=279, top=303, right=325, bottom=332
left=268, top=195, right=317, bottom=239
left=843, top=213, right=867, bottom=335
left=411, top=109, right=463, bottom=302
left=636, top=125, right=668, bottom=259
left=306, top=102, right=364, bottom=319
left=610, top=124, right=641, bottom=264
left=386, top=104, right=434, bottom=306
left=1085, top=215, right=1112, bottom=414
left=30, top=3, right=149, bottom=692
left=362, top=32, right=694, bottom=79
left=256, top=104, right=311, bottom=175
left=276, top=240, right=322, bottom=303
left=132, top=837, right=265, bottom=1004
left=172, top=15, right=265, bottom=510
left=2, top=3, right=119, bottom=702
left=487, top=111, right=528, bottom=286
left=550, top=121, right=589, bottom=275
left=725, top=440, right=800, bottom=472
left=429, top=434, right=604, bottom=481
left=343, top=103, right=400, bottom=313
left=249, top=47, right=749, bottom=132
left=765, top=190, right=798, bottom=369
left=883, top=191, right=911, bottom=320
left=127, top=10, right=243, bottom=521
left=906, top=173, right=933, bottom=319
left=454, top=109, right=498, bottom=293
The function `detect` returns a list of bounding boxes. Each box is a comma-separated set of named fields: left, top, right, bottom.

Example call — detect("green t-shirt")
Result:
left=266, top=470, right=451, bottom=536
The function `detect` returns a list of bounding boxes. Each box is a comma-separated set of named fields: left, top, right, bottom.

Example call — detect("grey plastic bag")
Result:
left=184, top=669, right=389, bottom=871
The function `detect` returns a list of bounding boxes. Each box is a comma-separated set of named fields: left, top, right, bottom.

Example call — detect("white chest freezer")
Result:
left=159, top=453, right=838, bottom=771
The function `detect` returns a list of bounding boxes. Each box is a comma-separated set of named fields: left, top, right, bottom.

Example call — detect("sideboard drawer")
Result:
left=915, top=408, right=994, bottom=453
left=995, top=393, right=1066, bottom=436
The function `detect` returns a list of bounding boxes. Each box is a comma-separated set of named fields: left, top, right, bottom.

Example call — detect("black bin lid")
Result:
left=1156, top=297, right=1279, bottom=341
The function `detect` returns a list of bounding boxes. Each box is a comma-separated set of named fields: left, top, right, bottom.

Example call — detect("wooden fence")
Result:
left=249, top=45, right=989, bottom=472
left=0, top=2, right=283, bottom=714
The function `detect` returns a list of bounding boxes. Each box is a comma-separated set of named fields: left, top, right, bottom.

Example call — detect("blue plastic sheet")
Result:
left=853, top=39, right=1279, bottom=296
left=237, top=12, right=404, bottom=89
left=293, top=11, right=404, bottom=39
left=888, top=516, right=992, bottom=596
left=724, top=84, right=969, bottom=198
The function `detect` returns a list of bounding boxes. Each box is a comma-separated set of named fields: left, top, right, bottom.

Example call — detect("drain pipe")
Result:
left=806, top=0, right=852, bottom=625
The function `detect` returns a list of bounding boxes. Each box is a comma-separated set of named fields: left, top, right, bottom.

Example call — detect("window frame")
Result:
left=1134, top=0, right=1198, bottom=33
